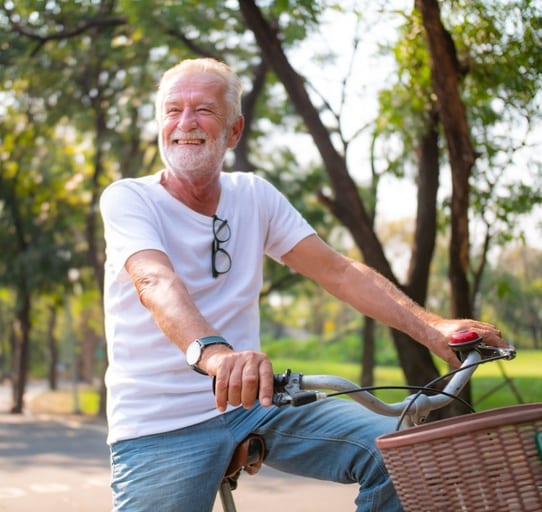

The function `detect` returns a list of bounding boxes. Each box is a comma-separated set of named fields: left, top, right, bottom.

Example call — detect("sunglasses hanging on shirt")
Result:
left=211, top=215, right=232, bottom=278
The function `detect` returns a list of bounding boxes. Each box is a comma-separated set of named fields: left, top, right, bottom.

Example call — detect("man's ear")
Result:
left=227, top=115, right=245, bottom=149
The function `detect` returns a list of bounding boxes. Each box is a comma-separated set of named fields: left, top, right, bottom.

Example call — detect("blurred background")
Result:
left=0, top=0, right=540, bottom=419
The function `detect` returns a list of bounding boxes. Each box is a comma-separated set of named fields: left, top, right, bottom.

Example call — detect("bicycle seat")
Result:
left=224, top=434, right=266, bottom=479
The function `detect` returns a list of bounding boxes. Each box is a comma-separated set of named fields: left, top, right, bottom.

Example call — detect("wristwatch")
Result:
left=186, top=335, right=233, bottom=375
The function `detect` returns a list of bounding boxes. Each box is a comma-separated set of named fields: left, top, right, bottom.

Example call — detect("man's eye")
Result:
left=165, top=105, right=182, bottom=114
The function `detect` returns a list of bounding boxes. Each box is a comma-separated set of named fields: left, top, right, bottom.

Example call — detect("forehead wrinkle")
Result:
left=166, top=72, right=226, bottom=97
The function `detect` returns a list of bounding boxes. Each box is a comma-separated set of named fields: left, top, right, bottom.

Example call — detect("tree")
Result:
left=0, top=107, right=87, bottom=411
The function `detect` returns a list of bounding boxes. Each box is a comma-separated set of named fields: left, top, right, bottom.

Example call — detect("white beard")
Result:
left=160, top=129, right=229, bottom=179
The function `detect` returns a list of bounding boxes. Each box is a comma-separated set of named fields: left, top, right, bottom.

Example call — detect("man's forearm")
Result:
left=127, top=250, right=219, bottom=353
left=327, top=259, right=440, bottom=345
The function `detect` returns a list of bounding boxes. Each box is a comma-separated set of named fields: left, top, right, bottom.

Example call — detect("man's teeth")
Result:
left=175, top=139, right=203, bottom=144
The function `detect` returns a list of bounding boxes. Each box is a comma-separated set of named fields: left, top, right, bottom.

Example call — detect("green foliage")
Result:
left=0, top=114, right=86, bottom=296
left=458, top=2, right=542, bottom=250
left=266, top=0, right=322, bottom=43
left=262, top=332, right=398, bottom=366
left=375, top=0, right=542, bottom=249
left=376, top=8, right=434, bottom=166
left=479, top=245, right=542, bottom=348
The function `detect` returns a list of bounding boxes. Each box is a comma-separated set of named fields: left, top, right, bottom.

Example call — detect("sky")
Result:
left=283, top=0, right=542, bottom=251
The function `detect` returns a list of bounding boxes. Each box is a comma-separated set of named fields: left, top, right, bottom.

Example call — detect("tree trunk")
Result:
left=406, top=108, right=440, bottom=305
left=88, top=96, right=107, bottom=416
left=394, top=108, right=444, bottom=399
left=233, top=59, right=268, bottom=173
left=47, top=304, right=58, bottom=391
left=11, top=292, right=31, bottom=414
left=416, top=0, right=476, bottom=415
left=81, top=308, right=99, bottom=384
left=240, top=0, right=442, bottom=387
left=416, top=0, right=475, bottom=319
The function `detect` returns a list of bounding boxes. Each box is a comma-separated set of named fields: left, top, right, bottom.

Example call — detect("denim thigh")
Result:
left=248, top=398, right=403, bottom=512
left=110, top=414, right=240, bottom=512
left=110, top=399, right=402, bottom=512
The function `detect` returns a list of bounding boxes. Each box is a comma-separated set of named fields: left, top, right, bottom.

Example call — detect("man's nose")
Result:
left=178, top=108, right=198, bottom=130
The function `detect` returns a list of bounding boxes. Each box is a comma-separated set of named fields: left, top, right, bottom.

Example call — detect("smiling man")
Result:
left=100, top=58, right=507, bottom=512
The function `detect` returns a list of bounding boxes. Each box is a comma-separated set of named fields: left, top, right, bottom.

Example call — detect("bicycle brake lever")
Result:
left=272, top=389, right=327, bottom=407
left=272, top=370, right=310, bottom=407
left=477, top=343, right=516, bottom=360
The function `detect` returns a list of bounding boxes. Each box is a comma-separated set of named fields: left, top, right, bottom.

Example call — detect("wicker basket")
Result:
left=376, top=403, right=542, bottom=512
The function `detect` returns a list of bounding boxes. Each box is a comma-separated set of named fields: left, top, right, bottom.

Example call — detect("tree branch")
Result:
left=4, top=6, right=127, bottom=57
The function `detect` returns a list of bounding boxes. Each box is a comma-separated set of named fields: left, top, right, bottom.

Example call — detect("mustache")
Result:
left=170, top=130, right=208, bottom=141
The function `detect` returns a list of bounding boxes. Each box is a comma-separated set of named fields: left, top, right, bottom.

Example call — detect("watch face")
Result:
left=186, top=341, right=201, bottom=366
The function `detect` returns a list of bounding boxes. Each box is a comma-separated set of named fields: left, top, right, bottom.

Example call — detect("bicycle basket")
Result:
left=376, top=403, right=542, bottom=512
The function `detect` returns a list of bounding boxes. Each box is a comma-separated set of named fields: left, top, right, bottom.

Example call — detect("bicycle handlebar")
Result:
left=272, top=332, right=516, bottom=429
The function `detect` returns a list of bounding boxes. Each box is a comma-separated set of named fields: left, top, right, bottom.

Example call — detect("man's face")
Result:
left=158, top=72, right=237, bottom=178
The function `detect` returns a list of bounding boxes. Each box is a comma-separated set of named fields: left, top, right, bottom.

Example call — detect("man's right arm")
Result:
left=126, top=249, right=216, bottom=351
left=125, top=248, right=274, bottom=411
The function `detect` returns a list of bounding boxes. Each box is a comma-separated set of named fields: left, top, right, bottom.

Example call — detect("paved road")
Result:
left=0, top=413, right=111, bottom=512
left=0, top=383, right=357, bottom=511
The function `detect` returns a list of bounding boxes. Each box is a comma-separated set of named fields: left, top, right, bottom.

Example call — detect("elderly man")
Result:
left=100, top=57, right=506, bottom=511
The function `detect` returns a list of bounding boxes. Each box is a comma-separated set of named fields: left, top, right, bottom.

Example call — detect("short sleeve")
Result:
left=100, top=180, right=166, bottom=281
left=256, top=177, right=316, bottom=263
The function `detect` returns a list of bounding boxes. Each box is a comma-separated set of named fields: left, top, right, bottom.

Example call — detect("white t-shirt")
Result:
left=100, top=170, right=315, bottom=443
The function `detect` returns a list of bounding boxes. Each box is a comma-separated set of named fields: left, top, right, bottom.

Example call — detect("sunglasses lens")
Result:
left=212, top=216, right=231, bottom=278
left=214, top=219, right=230, bottom=242
left=213, top=248, right=231, bottom=274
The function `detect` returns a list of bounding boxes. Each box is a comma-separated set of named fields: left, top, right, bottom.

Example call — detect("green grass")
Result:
left=29, top=350, right=540, bottom=418
left=470, top=350, right=542, bottom=409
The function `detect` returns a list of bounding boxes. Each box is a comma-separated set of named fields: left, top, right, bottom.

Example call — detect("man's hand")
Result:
left=198, top=346, right=274, bottom=412
left=425, top=319, right=510, bottom=367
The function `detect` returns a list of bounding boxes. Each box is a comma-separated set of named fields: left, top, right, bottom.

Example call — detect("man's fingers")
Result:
left=214, top=367, right=230, bottom=412
left=212, top=352, right=273, bottom=411
left=258, top=359, right=274, bottom=407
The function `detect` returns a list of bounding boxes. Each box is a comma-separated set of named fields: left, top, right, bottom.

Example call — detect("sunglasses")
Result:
left=212, top=215, right=232, bottom=278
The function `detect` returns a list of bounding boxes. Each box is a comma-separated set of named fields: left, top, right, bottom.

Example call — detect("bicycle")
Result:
left=218, top=331, right=542, bottom=512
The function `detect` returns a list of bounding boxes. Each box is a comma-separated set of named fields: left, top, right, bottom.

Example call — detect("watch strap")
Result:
left=188, top=336, right=233, bottom=375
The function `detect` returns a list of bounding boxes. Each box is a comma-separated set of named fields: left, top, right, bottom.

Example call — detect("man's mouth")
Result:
left=173, top=138, right=205, bottom=145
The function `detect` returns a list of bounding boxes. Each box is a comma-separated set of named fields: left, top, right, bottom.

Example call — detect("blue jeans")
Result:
left=110, top=399, right=402, bottom=511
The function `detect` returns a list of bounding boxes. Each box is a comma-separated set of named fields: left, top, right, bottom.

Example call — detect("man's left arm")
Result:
left=282, top=234, right=507, bottom=366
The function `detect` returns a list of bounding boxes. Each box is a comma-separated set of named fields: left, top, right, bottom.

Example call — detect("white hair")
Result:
left=155, top=58, right=243, bottom=123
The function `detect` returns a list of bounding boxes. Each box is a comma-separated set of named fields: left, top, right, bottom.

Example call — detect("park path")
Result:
left=0, top=381, right=357, bottom=511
